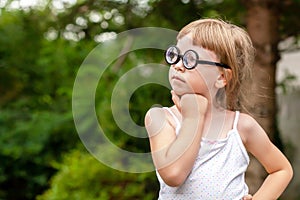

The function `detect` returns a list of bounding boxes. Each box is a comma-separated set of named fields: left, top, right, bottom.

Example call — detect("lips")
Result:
left=172, top=75, right=185, bottom=82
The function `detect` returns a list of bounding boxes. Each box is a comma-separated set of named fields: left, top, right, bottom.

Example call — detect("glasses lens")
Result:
left=183, top=50, right=198, bottom=69
left=165, top=46, right=179, bottom=64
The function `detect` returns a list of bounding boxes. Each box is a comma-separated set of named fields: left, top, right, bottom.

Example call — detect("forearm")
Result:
left=253, top=169, right=293, bottom=200
left=151, top=93, right=208, bottom=186
left=154, top=116, right=204, bottom=166
left=154, top=116, right=205, bottom=186
left=165, top=117, right=204, bottom=167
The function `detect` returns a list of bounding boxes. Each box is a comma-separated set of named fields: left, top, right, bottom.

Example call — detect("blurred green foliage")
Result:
left=0, top=2, right=172, bottom=199
left=36, top=149, right=158, bottom=200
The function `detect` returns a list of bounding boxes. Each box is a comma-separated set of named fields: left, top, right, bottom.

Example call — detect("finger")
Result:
left=242, top=194, right=253, bottom=200
left=171, top=90, right=181, bottom=112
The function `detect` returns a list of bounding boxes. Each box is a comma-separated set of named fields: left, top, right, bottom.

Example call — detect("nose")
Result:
left=172, top=59, right=185, bottom=72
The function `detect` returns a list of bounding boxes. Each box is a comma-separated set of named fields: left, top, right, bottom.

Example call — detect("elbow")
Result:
left=159, top=168, right=187, bottom=187
left=287, top=163, right=294, bottom=182
left=164, top=177, right=185, bottom=187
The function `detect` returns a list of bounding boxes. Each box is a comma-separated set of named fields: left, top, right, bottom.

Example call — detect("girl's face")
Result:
left=168, top=34, right=222, bottom=98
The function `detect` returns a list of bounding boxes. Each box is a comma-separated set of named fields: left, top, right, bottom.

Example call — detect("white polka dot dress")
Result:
left=156, top=109, right=249, bottom=200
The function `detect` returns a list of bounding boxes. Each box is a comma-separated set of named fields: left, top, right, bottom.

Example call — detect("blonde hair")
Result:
left=177, top=18, right=255, bottom=111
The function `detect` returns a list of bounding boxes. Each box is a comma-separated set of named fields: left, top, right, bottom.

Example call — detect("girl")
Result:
left=144, top=19, right=293, bottom=200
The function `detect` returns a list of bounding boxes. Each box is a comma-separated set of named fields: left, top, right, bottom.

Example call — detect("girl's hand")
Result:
left=242, top=194, right=253, bottom=200
left=171, top=90, right=208, bottom=118
left=171, top=90, right=181, bottom=112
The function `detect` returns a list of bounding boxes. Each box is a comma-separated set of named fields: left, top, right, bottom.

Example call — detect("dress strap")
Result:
left=163, top=107, right=181, bottom=134
left=233, top=111, right=240, bottom=130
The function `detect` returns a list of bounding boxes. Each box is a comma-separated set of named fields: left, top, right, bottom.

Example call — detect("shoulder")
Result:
left=145, top=106, right=165, bottom=126
left=236, top=112, right=265, bottom=144
left=237, top=112, right=257, bottom=131
left=144, top=106, right=172, bottom=137
left=145, top=106, right=178, bottom=122
left=145, top=107, right=178, bottom=153
left=145, top=107, right=166, bottom=123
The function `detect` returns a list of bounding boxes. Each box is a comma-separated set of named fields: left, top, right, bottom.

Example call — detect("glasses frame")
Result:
left=165, top=46, right=231, bottom=70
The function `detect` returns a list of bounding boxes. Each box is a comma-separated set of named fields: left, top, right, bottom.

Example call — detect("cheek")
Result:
left=189, top=69, right=218, bottom=93
left=168, top=68, right=173, bottom=83
left=187, top=72, right=206, bottom=93
left=196, top=68, right=219, bottom=85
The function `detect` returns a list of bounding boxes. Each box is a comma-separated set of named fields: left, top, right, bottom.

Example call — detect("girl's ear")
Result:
left=215, top=69, right=232, bottom=88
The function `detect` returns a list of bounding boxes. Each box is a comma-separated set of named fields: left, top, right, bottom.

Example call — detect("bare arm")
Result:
left=239, top=114, right=293, bottom=200
left=145, top=93, right=208, bottom=187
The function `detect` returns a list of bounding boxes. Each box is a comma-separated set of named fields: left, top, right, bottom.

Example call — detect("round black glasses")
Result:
left=165, top=46, right=231, bottom=70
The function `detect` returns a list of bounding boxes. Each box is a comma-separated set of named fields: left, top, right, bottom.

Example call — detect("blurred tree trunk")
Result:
left=241, top=0, right=282, bottom=194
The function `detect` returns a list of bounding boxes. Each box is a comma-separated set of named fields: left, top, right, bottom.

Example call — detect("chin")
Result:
left=172, top=89, right=189, bottom=96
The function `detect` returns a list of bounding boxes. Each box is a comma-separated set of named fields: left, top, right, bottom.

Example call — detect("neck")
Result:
left=202, top=99, right=229, bottom=139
